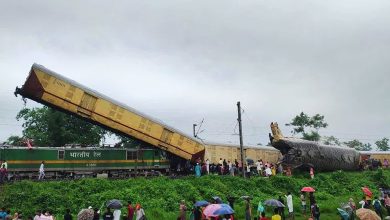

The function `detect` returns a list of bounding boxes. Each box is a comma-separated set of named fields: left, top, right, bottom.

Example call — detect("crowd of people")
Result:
left=187, top=158, right=295, bottom=178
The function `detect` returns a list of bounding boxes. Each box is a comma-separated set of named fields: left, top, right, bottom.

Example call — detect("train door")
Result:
left=153, top=150, right=160, bottom=167
left=77, top=92, right=97, bottom=118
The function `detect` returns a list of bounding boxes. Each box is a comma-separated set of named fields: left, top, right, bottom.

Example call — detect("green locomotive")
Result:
left=0, top=145, right=170, bottom=179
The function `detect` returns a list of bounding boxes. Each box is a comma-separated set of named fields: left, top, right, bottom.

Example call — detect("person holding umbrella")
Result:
left=244, top=199, right=252, bottom=220
left=362, top=186, right=372, bottom=207
left=103, top=208, right=113, bottom=220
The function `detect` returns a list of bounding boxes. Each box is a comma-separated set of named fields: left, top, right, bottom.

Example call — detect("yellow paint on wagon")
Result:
left=8, top=160, right=169, bottom=164
left=30, top=64, right=204, bottom=161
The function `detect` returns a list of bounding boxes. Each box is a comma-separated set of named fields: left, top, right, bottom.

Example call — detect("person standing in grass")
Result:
left=135, top=204, right=145, bottom=220
left=244, top=199, right=252, bottom=220
left=373, top=196, right=383, bottom=219
left=300, top=192, right=306, bottom=217
left=127, top=201, right=134, bottom=220
left=178, top=200, right=187, bottom=220
left=38, top=161, right=45, bottom=180
left=271, top=208, right=281, bottom=220
left=285, top=192, right=294, bottom=220
left=278, top=196, right=285, bottom=220
left=257, top=200, right=265, bottom=219
left=103, top=208, right=113, bottom=220
left=195, top=163, right=201, bottom=177
left=64, top=209, right=72, bottom=220
left=113, top=209, right=121, bottom=220
left=310, top=167, right=314, bottom=179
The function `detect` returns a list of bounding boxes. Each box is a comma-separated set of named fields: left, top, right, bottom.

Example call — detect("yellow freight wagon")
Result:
left=360, top=151, right=390, bottom=164
left=15, top=64, right=205, bottom=161
left=204, top=143, right=281, bottom=164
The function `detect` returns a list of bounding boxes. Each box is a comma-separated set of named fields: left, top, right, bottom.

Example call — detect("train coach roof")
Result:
left=32, top=64, right=200, bottom=144
left=205, top=141, right=279, bottom=151
left=359, top=151, right=390, bottom=155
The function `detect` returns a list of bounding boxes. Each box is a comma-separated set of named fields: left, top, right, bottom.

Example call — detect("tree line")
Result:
left=4, top=107, right=390, bottom=151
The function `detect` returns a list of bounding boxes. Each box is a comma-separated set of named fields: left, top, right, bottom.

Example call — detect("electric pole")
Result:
left=237, top=101, right=245, bottom=178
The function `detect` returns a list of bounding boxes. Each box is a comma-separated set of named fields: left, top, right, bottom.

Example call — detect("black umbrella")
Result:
left=212, top=196, right=223, bottom=204
left=263, top=199, right=285, bottom=207
left=106, top=199, right=122, bottom=209
left=246, top=158, right=254, bottom=165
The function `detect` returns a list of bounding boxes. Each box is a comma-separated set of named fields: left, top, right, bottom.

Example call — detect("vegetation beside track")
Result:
left=1, top=169, right=389, bottom=220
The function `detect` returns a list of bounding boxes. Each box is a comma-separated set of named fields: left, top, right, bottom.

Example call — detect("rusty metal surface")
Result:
left=270, top=122, right=360, bottom=171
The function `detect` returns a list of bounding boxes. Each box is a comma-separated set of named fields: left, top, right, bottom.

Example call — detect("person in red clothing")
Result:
left=127, top=201, right=134, bottom=220
left=259, top=212, right=269, bottom=220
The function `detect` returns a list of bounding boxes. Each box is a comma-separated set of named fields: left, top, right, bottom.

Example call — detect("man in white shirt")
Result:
left=265, top=166, right=272, bottom=177
left=38, top=161, right=45, bottom=180
left=1, top=160, right=7, bottom=170
left=255, top=160, right=263, bottom=176
left=285, top=192, right=294, bottom=219
left=113, top=209, right=121, bottom=220
left=206, top=159, right=210, bottom=175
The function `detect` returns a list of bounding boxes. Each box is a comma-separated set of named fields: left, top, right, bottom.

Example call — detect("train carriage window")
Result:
left=58, top=150, right=65, bottom=160
left=127, top=151, right=137, bottom=160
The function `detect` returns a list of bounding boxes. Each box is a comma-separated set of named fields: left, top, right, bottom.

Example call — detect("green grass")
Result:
left=1, top=169, right=389, bottom=220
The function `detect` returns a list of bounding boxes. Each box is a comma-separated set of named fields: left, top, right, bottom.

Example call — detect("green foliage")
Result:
left=344, top=139, right=372, bottom=151
left=375, top=138, right=389, bottom=151
left=322, top=136, right=341, bottom=146
left=15, top=106, right=107, bottom=146
left=286, top=112, right=328, bottom=141
left=5, top=135, right=24, bottom=145
left=2, top=170, right=390, bottom=220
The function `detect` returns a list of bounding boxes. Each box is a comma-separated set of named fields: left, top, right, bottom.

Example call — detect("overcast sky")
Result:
left=0, top=0, right=389, bottom=148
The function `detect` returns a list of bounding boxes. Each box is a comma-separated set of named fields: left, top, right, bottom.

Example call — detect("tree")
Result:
left=344, top=139, right=372, bottom=151
left=4, top=135, right=24, bottom=146
left=322, top=136, right=341, bottom=146
left=285, top=112, right=328, bottom=141
left=375, top=138, right=389, bottom=151
left=16, top=106, right=107, bottom=147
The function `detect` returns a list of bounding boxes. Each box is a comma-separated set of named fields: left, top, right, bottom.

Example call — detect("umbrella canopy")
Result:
left=77, top=209, right=94, bottom=220
left=361, top=187, right=373, bottom=197
left=263, top=199, right=285, bottom=207
left=337, top=208, right=350, bottom=220
left=246, top=158, right=254, bottom=165
left=301, top=187, right=316, bottom=192
left=356, top=208, right=380, bottom=220
left=212, top=204, right=234, bottom=216
left=106, top=199, right=123, bottom=209
left=240, top=196, right=253, bottom=200
left=203, top=204, right=234, bottom=217
left=212, top=196, right=222, bottom=204
left=194, top=200, right=210, bottom=207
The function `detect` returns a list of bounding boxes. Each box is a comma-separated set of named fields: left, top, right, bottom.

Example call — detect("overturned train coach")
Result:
left=270, top=122, right=361, bottom=171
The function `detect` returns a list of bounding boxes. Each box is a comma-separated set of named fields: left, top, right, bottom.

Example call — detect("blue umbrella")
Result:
left=337, top=208, right=350, bottom=220
left=212, top=204, right=235, bottom=216
left=195, top=200, right=210, bottom=207
left=263, top=199, right=285, bottom=207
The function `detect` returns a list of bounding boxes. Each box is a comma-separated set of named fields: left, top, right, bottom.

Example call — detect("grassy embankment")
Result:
left=1, top=169, right=389, bottom=220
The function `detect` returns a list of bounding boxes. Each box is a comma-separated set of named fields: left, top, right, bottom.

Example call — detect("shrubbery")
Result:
left=1, top=170, right=389, bottom=220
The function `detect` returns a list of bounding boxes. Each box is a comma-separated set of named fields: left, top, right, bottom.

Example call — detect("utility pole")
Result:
left=237, top=101, right=245, bottom=178
left=193, top=124, right=197, bottom=138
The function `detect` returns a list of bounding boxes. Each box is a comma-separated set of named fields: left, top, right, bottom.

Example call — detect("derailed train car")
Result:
left=270, top=122, right=361, bottom=171
left=15, top=64, right=205, bottom=161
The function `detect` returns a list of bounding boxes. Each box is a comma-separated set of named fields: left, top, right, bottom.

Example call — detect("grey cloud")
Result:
left=0, top=0, right=389, bottom=147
